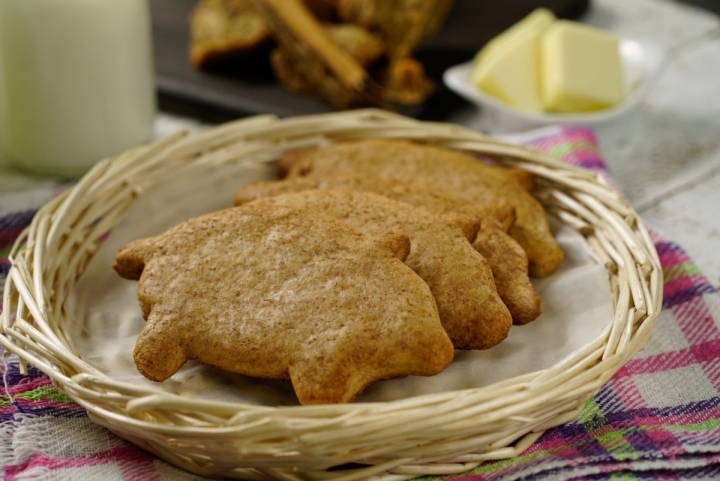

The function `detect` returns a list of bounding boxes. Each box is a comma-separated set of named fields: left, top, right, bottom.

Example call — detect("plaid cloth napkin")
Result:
left=2, top=127, right=720, bottom=481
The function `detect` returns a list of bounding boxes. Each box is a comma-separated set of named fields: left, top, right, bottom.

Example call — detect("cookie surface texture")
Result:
left=283, top=139, right=563, bottom=277
left=250, top=190, right=513, bottom=349
left=234, top=174, right=542, bottom=325
left=234, top=172, right=516, bottom=231
left=113, top=204, right=453, bottom=405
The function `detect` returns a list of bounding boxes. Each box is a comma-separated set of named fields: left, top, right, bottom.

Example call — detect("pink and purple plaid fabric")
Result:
left=2, top=127, right=720, bottom=480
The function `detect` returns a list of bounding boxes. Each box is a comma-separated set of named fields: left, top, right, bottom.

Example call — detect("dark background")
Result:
left=680, top=0, right=720, bottom=14
left=150, top=0, right=720, bottom=123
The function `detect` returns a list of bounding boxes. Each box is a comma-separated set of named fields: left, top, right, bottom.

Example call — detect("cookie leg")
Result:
left=474, top=227, right=542, bottom=325
left=133, top=311, right=187, bottom=382
left=407, top=234, right=512, bottom=350
left=288, top=361, right=368, bottom=405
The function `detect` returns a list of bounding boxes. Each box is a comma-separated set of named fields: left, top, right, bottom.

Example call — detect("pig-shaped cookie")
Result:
left=113, top=204, right=453, bottom=405
left=280, top=139, right=563, bottom=278
left=234, top=173, right=542, bottom=325
left=250, top=191, right=513, bottom=349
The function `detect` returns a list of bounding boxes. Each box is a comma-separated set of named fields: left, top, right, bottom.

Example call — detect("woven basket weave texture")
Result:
left=0, top=110, right=662, bottom=481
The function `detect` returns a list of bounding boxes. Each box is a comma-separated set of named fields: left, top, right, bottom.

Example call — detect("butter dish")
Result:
left=443, top=37, right=666, bottom=133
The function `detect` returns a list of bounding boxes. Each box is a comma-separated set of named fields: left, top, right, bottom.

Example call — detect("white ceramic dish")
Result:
left=443, top=37, right=667, bottom=133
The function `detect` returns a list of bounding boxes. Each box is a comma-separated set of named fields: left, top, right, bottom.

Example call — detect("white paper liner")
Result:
left=67, top=161, right=614, bottom=407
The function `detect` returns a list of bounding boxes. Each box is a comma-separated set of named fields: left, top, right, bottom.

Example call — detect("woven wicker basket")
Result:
left=1, top=109, right=662, bottom=481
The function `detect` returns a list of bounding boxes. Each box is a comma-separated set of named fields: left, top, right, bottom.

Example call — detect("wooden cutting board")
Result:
left=150, top=0, right=590, bottom=122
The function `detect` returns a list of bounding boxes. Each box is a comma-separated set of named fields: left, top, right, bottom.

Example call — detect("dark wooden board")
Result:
left=150, top=0, right=590, bottom=123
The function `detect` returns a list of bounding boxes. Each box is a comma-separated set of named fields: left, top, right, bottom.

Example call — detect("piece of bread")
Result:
left=113, top=204, right=453, bottom=405
left=325, top=23, right=384, bottom=66
left=234, top=173, right=542, bottom=325
left=249, top=0, right=377, bottom=110
left=189, top=0, right=450, bottom=108
left=189, top=0, right=271, bottom=68
left=282, top=139, right=564, bottom=278
left=337, top=0, right=455, bottom=59
left=249, top=190, right=512, bottom=349
left=189, top=0, right=350, bottom=69
left=378, top=57, right=434, bottom=106
left=270, top=23, right=384, bottom=106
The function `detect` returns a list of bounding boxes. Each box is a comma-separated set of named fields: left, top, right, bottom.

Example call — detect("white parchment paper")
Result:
left=67, top=161, right=614, bottom=406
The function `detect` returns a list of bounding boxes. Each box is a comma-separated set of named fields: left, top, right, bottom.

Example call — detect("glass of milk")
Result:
left=0, top=0, right=156, bottom=177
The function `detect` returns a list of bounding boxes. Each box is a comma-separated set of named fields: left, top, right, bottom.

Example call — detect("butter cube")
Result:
left=540, top=21, right=624, bottom=112
left=470, top=9, right=555, bottom=112
left=476, top=9, right=555, bottom=63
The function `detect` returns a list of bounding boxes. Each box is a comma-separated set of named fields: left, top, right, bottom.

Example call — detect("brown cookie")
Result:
left=278, top=148, right=536, bottom=193
left=234, top=172, right=516, bottom=232
left=281, top=139, right=563, bottom=277
left=250, top=190, right=513, bottom=349
left=113, top=204, right=453, bottom=405
left=234, top=173, right=542, bottom=325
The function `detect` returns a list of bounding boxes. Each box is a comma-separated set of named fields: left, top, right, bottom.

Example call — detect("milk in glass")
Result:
left=0, top=0, right=156, bottom=176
